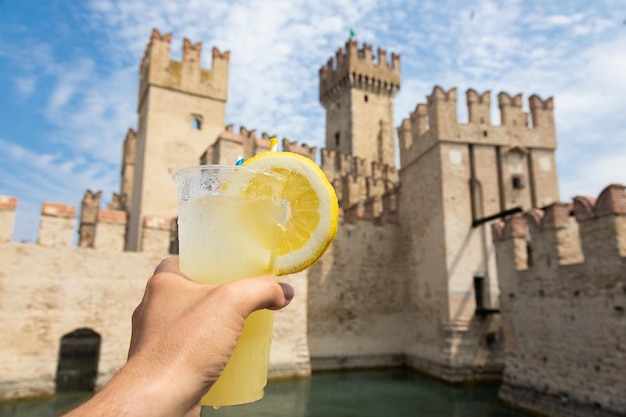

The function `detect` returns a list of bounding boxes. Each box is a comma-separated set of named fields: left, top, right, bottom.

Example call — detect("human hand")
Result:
left=64, top=256, right=294, bottom=417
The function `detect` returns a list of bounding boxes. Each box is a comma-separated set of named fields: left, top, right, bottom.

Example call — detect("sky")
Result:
left=0, top=0, right=624, bottom=243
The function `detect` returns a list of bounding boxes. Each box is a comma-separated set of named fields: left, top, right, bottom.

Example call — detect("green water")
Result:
left=0, top=369, right=530, bottom=417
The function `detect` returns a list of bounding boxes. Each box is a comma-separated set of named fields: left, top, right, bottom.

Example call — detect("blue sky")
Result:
left=0, top=0, right=624, bottom=242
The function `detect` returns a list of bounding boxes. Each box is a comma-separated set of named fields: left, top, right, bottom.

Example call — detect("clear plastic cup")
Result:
left=173, top=165, right=286, bottom=407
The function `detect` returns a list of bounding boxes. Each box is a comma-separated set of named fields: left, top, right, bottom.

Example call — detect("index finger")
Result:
left=154, top=256, right=182, bottom=275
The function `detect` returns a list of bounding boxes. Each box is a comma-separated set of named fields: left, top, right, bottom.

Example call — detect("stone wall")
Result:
left=493, top=184, right=626, bottom=417
left=0, top=199, right=310, bottom=401
left=307, top=213, right=408, bottom=370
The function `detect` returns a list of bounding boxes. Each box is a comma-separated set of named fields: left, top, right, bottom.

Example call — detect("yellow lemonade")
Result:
left=177, top=194, right=285, bottom=407
left=174, top=156, right=338, bottom=408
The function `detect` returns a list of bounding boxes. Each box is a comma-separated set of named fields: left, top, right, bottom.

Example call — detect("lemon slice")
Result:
left=242, top=152, right=339, bottom=275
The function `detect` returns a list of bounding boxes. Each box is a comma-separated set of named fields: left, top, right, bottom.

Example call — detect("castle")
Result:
left=0, top=29, right=624, bottom=417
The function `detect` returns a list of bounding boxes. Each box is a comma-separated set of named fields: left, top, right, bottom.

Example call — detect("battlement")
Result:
left=201, top=125, right=320, bottom=165
left=0, top=195, right=18, bottom=242
left=493, top=184, right=626, bottom=291
left=139, top=28, right=229, bottom=104
left=282, top=139, right=317, bottom=161
left=2, top=194, right=176, bottom=254
left=398, top=86, right=556, bottom=168
left=319, top=40, right=400, bottom=104
left=343, top=186, right=400, bottom=225
left=38, top=202, right=77, bottom=248
left=495, top=184, right=626, bottom=415
left=320, top=148, right=398, bottom=213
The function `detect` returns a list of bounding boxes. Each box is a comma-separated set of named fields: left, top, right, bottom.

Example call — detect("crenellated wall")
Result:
left=0, top=195, right=310, bottom=401
left=199, top=125, right=318, bottom=165
left=398, top=86, right=558, bottom=211
left=492, top=184, right=626, bottom=417
left=319, top=40, right=400, bottom=105
left=320, top=147, right=398, bottom=215
left=139, top=29, right=229, bottom=103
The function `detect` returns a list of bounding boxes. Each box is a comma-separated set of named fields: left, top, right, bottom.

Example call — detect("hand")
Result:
left=64, top=256, right=294, bottom=417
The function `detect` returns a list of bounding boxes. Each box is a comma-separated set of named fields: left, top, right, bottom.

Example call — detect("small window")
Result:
left=335, top=132, right=340, bottom=146
left=191, top=117, right=202, bottom=130
left=483, top=130, right=488, bottom=137
left=364, top=94, right=369, bottom=102
left=474, top=276, right=485, bottom=312
left=512, top=174, right=525, bottom=189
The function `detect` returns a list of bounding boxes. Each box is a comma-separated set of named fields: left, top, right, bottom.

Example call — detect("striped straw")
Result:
left=269, top=137, right=278, bottom=152
left=235, top=156, right=244, bottom=166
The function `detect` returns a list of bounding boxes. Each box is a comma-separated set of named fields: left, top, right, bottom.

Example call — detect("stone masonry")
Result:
left=493, top=184, right=626, bottom=417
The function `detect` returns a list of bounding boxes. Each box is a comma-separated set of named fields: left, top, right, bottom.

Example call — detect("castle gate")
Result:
left=55, top=328, right=101, bottom=393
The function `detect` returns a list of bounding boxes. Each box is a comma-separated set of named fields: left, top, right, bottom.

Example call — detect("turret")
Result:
left=466, top=89, right=491, bottom=125
left=319, top=40, right=400, bottom=167
left=138, top=29, right=230, bottom=106
left=497, top=92, right=526, bottom=128
left=116, top=128, right=136, bottom=211
left=78, top=190, right=102, bottom=248
left=426, top=86, right=458, bottom=140
left=126, top=29, right=230, bottom=252
left=319, top=40, right=400, bottom=105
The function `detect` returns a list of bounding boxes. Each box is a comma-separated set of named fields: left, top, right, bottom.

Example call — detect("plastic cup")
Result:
left=173, top=165, right=286, bottom=407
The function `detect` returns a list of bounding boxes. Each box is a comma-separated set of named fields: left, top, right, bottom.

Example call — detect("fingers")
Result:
left=149, top=257, right=294, bottom=316
left=213, top=275, right=294, bottom=316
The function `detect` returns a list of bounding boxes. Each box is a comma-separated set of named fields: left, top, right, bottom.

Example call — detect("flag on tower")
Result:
left=349, top=28, right=356, bottom=40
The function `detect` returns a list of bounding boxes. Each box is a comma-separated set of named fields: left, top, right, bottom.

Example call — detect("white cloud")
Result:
left=14, top=76, right=37, bottom=98
left=559, top=151, right=626, bottom=201
left=545, top=14, right=585, bottom=26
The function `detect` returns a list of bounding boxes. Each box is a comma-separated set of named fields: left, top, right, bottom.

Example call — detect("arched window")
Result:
left=335, top=132, right=340, bottom=146
left=191, top=117, right=202, bottom=130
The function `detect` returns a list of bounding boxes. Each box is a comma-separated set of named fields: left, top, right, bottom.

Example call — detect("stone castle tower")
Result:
left=396, top=87, right=559, bottom=378
left=319, top=40, right=400, bottom=167
left=122, top=29, right=230, bottom=251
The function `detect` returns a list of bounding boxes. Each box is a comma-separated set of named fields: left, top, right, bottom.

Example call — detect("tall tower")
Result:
left=125, top=29, right=230, bottom=251
left=319, top=40, right=400, bottom=166
left=396, top=86, right=559, bottom=379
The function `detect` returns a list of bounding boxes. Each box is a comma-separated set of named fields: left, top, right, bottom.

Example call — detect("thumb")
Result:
left=213, top=275, right=294, bottom=316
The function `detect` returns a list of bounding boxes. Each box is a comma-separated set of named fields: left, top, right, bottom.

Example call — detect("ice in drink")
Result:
left=174, top=167, right=286, bottom=407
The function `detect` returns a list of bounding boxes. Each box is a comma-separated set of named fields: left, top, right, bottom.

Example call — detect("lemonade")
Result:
left=173, top=156, right=338, bottom=408
left=178, top=195, right=284, bottom=283
left=178, top=195, right=285, bottom=406
left=174, top=166, right=286, bottom=407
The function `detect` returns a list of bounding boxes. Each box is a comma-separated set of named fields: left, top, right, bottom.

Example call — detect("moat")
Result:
left=0, top=369, right=531, bottom=417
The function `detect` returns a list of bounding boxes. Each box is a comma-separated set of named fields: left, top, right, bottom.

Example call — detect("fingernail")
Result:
left=279, top=283, right=294, bottom=301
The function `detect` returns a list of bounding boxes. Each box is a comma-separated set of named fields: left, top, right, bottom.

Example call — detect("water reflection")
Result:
left=201, top=369, right=530, bottom=417
left=0, top=369, right=531, bottom=417
left=0, top=392, right=90, bottom=417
